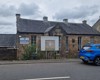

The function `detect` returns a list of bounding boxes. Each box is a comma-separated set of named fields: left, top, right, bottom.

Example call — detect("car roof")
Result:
left=92, top=44, right=100, bottom=46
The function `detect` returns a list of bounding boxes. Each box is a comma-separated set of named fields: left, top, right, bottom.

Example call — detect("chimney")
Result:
left=63, top=19, right=68, bottom=24
left=82, top=20, right=87, bottom=24
left=43, top=16, right=48, bottom=22
left=16, top=14, right=20, bottom=19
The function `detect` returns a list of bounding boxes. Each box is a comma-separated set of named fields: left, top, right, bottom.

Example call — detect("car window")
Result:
left=96, top=46, right=100, bottom=49
left=83, top=46, right=91, bottom=50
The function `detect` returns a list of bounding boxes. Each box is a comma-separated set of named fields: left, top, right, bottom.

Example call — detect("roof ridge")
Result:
left=19, top=18, right=83, bottom=24
left=19, top=18, right=43, bottom=22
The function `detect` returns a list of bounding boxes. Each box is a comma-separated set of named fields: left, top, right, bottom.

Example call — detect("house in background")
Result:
left=16, top=14, right=100, bottom=59
left=93, top=18, right=100, bottom=32
left=0, top=34, right=17, bottom=60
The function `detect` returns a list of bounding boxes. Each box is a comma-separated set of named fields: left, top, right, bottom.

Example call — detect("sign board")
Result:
left=20, top=37, right=29, bottom=44
left=41, top=36, right=59, bottom=51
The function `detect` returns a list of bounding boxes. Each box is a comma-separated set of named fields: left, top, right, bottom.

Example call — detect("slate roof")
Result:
left=44, top=26, right=54, bottom=33
left=0, top=34, right=16, bottom=48
left=17, top=18, right=100, bottom=35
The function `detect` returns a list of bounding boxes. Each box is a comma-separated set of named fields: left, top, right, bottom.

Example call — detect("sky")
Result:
left=0, top=0, right=100, bottom=34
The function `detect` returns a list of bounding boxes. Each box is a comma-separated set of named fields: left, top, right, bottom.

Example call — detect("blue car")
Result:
left=79, top=43, right=100, bottom=66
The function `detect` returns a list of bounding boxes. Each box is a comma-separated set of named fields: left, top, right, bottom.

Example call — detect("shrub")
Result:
left=22, top=44, right=36, bottom=60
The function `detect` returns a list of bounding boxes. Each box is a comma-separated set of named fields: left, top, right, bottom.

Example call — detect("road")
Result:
left=0, top=61, right=100, bottom=80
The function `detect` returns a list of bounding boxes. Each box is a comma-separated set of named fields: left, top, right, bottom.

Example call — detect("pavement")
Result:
left=0, top=58, right=81, bottom=65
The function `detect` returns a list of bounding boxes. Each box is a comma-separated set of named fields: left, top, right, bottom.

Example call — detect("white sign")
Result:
left=20, top=37, right=29, bottom=44
left=41, top=36, right=59, bottom=51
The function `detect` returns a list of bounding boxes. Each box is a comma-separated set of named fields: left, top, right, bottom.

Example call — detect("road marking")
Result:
left=22, top=76, right=70, bottom=80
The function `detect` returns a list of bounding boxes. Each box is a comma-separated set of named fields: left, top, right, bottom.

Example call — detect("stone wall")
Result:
left=94, top=36, right=100, bottom=43
left=93, top=22, right=100, bottom=32
left=17, top=34, right=43, bottom=59
left=67, top=35, right=78, bottom=58
left=17, top=34, right=100, bottom=59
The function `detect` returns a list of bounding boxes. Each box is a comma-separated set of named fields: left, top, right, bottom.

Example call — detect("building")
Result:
left=16, top=14, right=100, bottom=59
left=0, top=34, right=17, bottom=60
left=93, top=18, right=100, bottom=32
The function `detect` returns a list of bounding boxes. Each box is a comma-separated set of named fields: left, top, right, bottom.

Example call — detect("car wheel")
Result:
left=82, top=59, right=88, bottom=64
left=94, top=57, right=100, bottom=66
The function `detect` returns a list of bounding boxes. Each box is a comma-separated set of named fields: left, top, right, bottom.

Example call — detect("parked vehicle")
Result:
left=79, top=43, right=100, bottom=66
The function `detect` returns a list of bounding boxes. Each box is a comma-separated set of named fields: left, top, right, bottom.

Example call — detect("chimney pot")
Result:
left=43, top=16, right=48, bottom=22
left=63, top=19, right=68, bottom=24
left=16, top=14, right=20, bottom=19
left=82, top=20, right=87, bottom=24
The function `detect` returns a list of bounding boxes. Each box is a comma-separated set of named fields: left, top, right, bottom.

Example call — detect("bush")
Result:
left=22, top=44, right=36, bottom=60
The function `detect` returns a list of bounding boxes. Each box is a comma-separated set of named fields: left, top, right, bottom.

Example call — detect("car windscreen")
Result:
left=82, top=46, right=91, bottom=50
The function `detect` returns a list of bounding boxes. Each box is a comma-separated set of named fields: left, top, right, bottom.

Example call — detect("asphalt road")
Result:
left=0, top=61, right=100, bottom=80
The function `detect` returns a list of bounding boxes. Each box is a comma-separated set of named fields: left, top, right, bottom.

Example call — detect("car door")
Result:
left=95, top=45, right=100, bottom=56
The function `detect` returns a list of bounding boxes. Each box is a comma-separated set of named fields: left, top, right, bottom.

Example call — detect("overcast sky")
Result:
left=0, top=0, right=100, bottom=34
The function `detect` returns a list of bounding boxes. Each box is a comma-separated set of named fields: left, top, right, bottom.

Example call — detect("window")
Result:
left=78, top=37, right=82, bottom=50
left=72, top=39, right=75, bottom=43
left=31, top=36, right=36, bottom=45
left=59, top=36, right=61, bottom=49
left=90, top=37, right=94, bottom=43
left=96, top=46, right=100, bottom=49
left=20, top=37, right=29, bottom=44
left=66, top=37, right=69, bottom=51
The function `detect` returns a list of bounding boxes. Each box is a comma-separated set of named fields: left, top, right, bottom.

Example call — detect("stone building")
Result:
left=16, top=14, right=100, bottom=59
left=93, top=18, right=100, bottom=32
